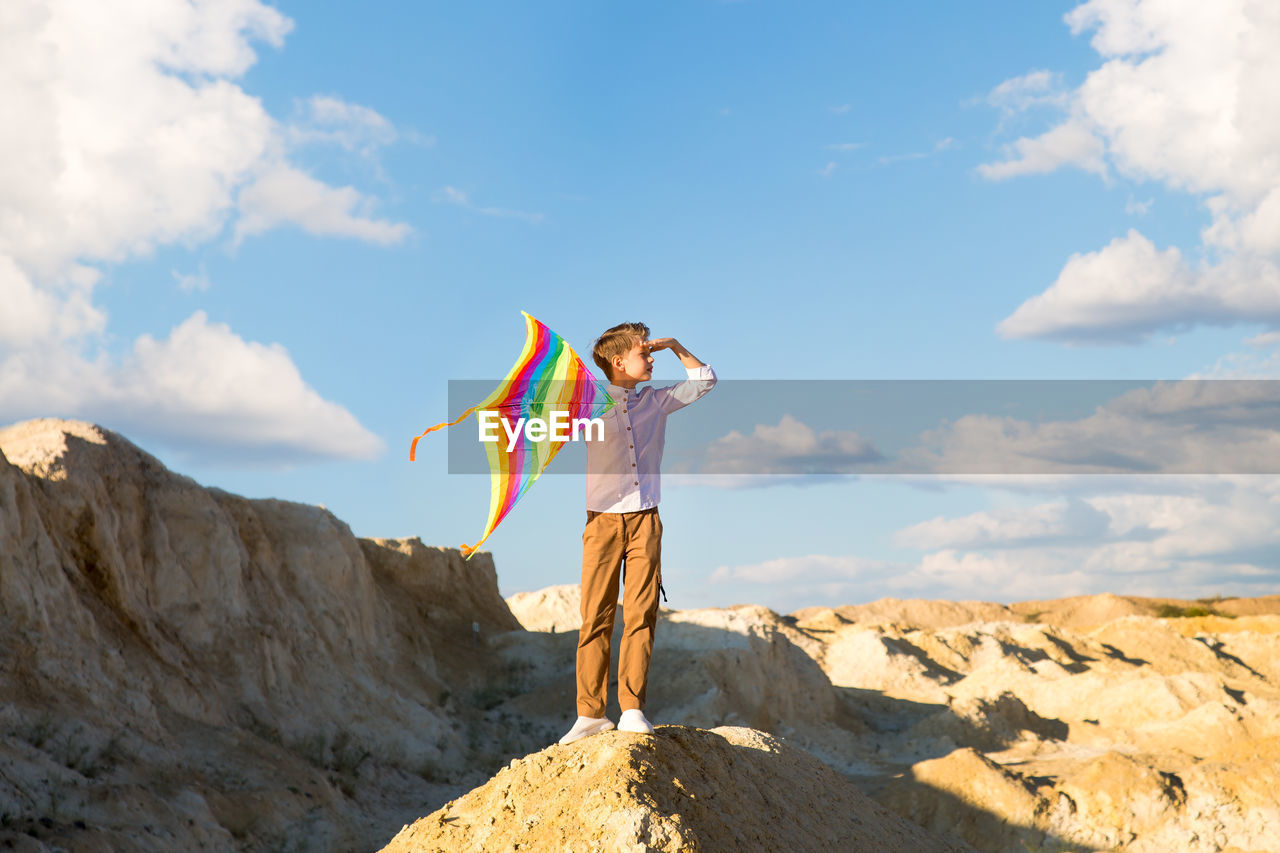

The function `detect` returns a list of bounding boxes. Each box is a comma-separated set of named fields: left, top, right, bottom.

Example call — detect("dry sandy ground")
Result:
left=2, top=418, right=1276, bottom=852
left=501, top=585, right=1280, bottom=852
left=381, top=726, right=972, bottom=853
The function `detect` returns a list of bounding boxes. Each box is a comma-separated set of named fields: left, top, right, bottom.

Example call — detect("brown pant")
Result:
left=576, top=507, right=662, bottom=717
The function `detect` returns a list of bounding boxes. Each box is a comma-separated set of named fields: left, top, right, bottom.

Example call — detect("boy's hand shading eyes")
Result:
left=642, top=337, right=706, bottom=369
left=644, top=337, right=676, bottom=352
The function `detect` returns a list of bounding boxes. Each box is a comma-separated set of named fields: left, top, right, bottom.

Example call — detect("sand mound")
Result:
left=506, top=583, right=583, bottom=632
left=1010, top=592, right=1162, bottom=628
left=789, top=592, right=1280, bottom=634
left=793, top=597, right=1015, bottom=629
left=379, top=726, right=971, bottom=853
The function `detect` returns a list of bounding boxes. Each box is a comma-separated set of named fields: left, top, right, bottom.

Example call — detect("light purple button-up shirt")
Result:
left=585, top=365, right=717, bottom=513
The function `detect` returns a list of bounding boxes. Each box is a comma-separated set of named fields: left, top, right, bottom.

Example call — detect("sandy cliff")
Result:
left=0, top=419, right=526, bottom=851
left=4, top=417, right=1278, bottom=852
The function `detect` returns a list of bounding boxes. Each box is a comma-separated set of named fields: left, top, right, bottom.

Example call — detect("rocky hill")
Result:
left=0, top=419, right=530, bottom=851
left=3, top=418, right=1278, bottom=852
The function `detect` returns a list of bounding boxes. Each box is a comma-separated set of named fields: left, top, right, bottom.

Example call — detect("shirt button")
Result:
left=629, top=444, right=634, bottom=448
left=626, top=426, right=631, bottom=430
left=634, top=481, right=639, bottom=485
left=632, top=462, right=636, bottom=467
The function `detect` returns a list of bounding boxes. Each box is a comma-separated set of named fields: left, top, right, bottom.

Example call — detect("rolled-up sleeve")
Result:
left=655, top=365, right=717, bottom=414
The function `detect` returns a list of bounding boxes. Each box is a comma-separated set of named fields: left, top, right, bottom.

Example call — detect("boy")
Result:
left=559, top=323, right=716, bottom=744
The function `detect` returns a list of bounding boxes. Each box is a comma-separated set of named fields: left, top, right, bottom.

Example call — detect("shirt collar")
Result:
left=606, top=382, right=640, bottom=401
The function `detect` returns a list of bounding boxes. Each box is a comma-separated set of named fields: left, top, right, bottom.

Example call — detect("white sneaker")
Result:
left=618, top=709, right=655, bottom=734
left=558, top=716, right=614, bottom=745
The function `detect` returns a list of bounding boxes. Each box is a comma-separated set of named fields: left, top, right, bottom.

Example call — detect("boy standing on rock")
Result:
left=558, top=323, right=716, bottom=744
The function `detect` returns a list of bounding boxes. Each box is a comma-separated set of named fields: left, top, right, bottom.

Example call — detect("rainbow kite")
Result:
left=410, top=312, right=616, bottom=558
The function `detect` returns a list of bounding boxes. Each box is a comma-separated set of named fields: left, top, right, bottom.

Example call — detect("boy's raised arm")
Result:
left=645, top=337, right=715, bottom=414
left=645, top=337, right=704, bottom=370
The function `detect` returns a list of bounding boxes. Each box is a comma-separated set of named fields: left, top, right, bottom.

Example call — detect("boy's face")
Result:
left=612, top=339, right=654, bottom=384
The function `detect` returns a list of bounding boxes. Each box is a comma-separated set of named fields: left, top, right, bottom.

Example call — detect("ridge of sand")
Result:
left=380, top=726, right=971, bottom=853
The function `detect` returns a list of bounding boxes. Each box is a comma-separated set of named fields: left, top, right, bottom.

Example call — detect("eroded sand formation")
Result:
left=500, top=591, right=1280, bottom=852
left=2, top=419, right=1277, bottom=852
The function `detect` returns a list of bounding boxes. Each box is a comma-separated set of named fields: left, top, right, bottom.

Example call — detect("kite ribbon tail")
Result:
left=408, top=405, right=479, bottom=461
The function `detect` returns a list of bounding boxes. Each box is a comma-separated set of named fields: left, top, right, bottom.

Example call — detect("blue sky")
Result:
left=4, top=0, right=1280, bottom=612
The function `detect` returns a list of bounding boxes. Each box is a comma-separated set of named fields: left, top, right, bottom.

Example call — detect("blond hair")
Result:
left=592, top=322, right=650, bottom=377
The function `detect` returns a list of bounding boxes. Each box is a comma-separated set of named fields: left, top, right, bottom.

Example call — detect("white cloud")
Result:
left=878, top=137, right=960, bottom=167
left=998, top=230, right=1280, bottom=342
left=236, top=165, right=412, bottom=244
left=438, top=187, right=468, bottom=205
left=1221, top=186, right=1280, bottom=255
left=897, top=479, right=1280, bottom=600
left=985, top=69, right=1069, bottom=114
left=677, top=414, right=882, bottom=477
left=1125, top=196, right=1153, bottom=215
left=711, top=553, right=877, bottom=585
left=107, top=312, right=383, bottom=461
left=982, top=1, right=1280, bottom=342
left=435, top=186, right=545, bottom=224
left=1247, top=331, right=1280, bottom=349
left=998, top=230, right=1195, bottom=341
left=978, top=120, right=1107, bottom=180
left=302, top=95, right=394, bottom=140
left=708, top=475, right=1280, bottom=608
left=686, top=457, right=1280, bottom=606
left=0, top=311, right=383, bottom=463
left=907, top=549, right=1101, bottom=599
left=704, top=553, right=906, bottom=612
left=890, top=378, right=1280, bottom=476
left=818, top=162, right=837, bottom=178
left=1189, top=332, right=1280, bottom=379
left=1, top=7, right=275, bottom=276
left=0, top=0, right=404, bottom=461
left=0, top=257, right=104, bottom=348
left=172, top=265, right=211, bottom=293
left=669, top=378, right=1280, bottom=492
left=895, top=498, right=1111, bottom=550
left=286, top=94, right=428, bottom=156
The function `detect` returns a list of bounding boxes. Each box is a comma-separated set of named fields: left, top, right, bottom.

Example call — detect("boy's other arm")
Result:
left=645, top=337, right=716, bottom=413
